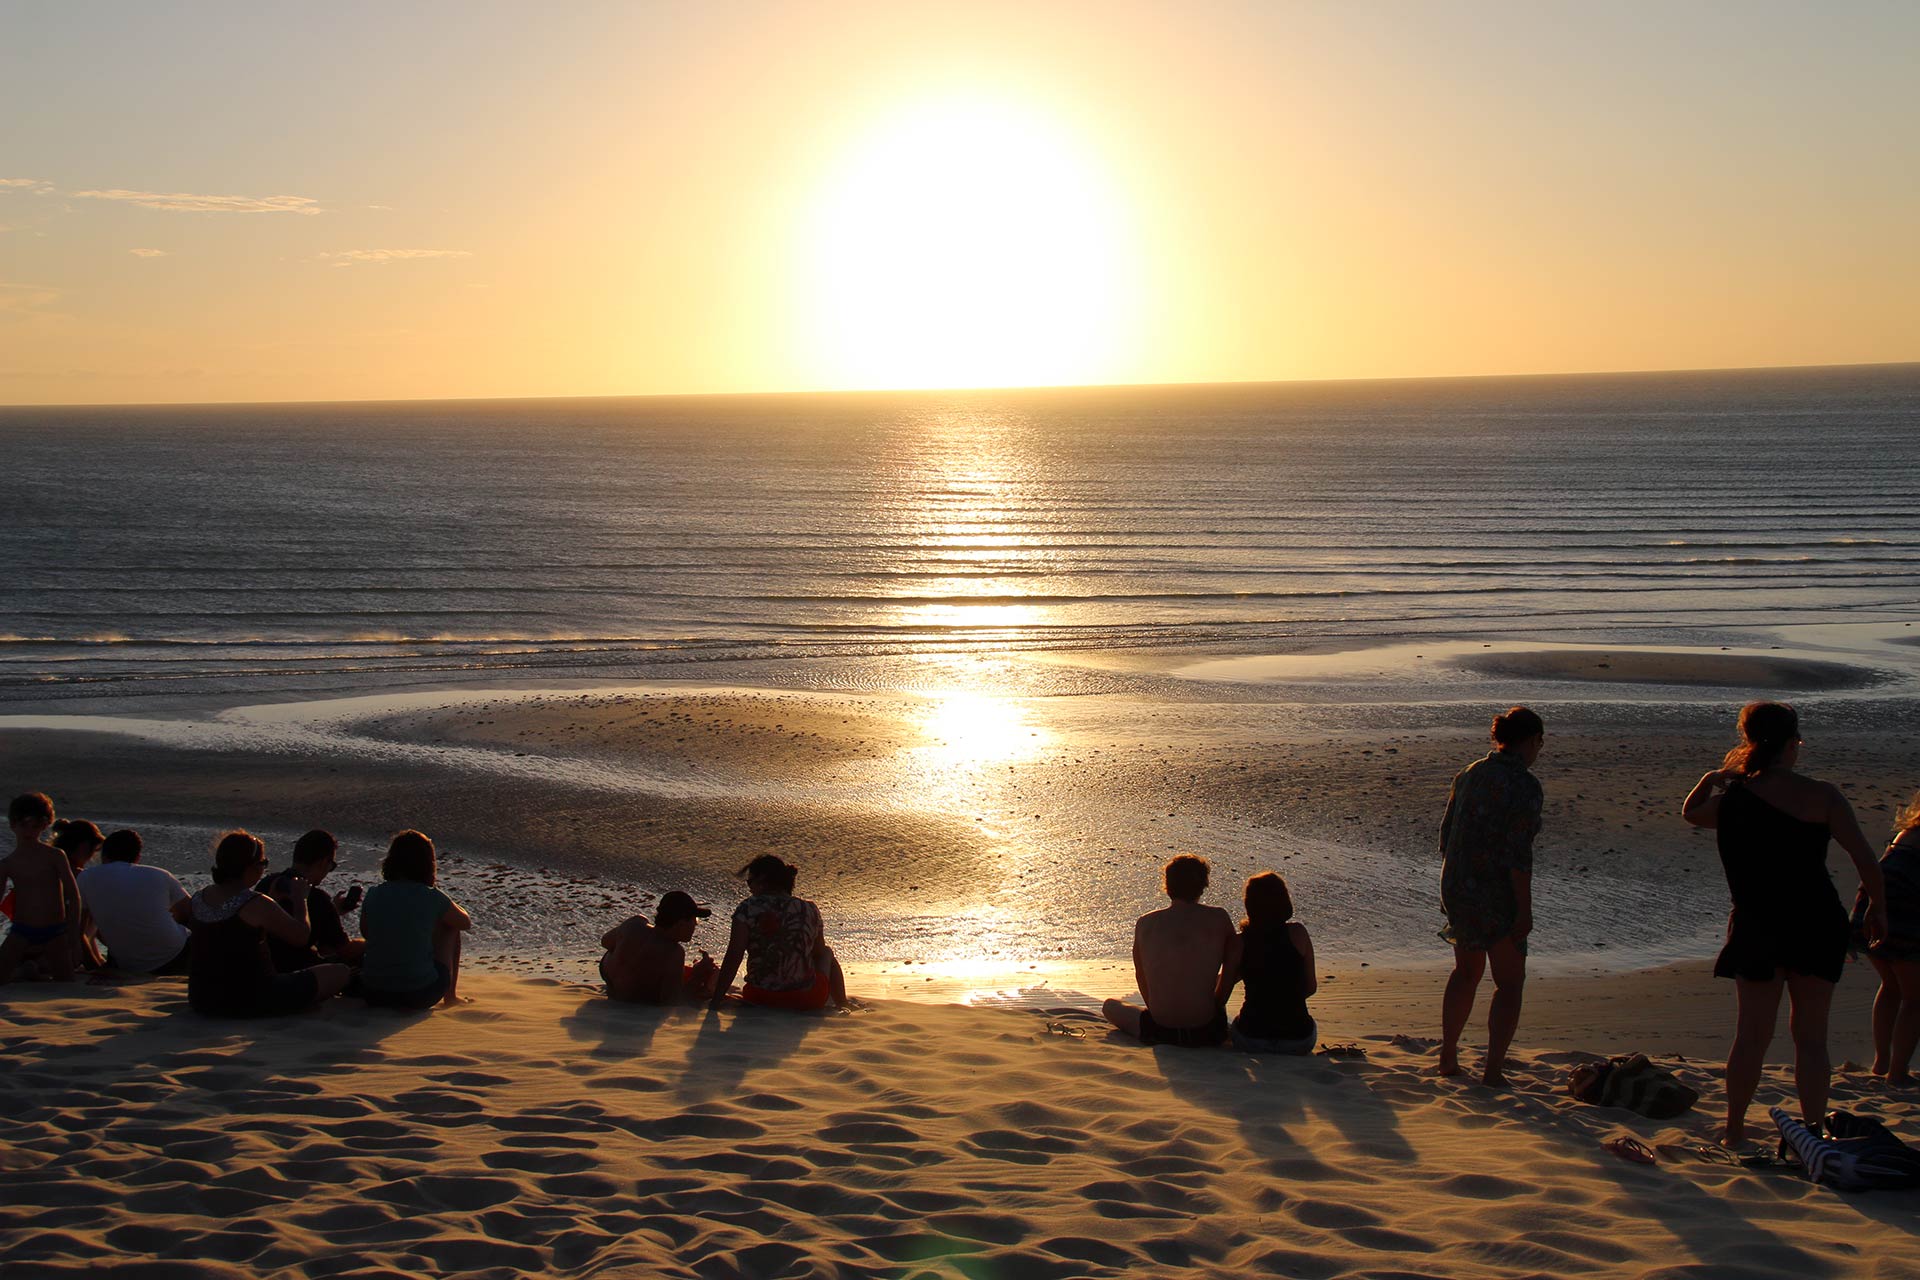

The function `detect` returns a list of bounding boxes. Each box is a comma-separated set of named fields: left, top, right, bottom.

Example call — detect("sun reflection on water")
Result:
left=920, top=690, right=1046, bottom=765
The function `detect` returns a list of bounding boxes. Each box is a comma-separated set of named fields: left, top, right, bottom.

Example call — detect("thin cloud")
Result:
left=71, top=188, right=320, bottom=215
left=0, top=178, right=48, bottom=190
left=129, top=248, right=169, bottom=258
left=0, top=281, right=63, bottom=314
left=318, top=248, right=472, bottom=267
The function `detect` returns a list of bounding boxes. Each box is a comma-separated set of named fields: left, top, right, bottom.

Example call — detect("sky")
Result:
left=1, top=1, right=1916, bottom=404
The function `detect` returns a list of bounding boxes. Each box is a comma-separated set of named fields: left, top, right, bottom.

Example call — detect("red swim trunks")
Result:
left=742, top=971, right=831, bottom=1011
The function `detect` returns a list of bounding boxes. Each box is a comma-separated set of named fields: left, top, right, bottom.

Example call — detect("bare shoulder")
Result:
left=1134, top=906, right=1169, bottom=936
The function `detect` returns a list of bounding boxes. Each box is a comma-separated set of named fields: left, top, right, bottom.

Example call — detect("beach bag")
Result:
left=1771, top=1108, right=1920, bottom=1191
left=1565, top=1053, right=1697, bottom=1119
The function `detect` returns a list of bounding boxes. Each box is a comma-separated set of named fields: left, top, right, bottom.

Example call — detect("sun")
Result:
left=798, top=92, right=1142, bottom=391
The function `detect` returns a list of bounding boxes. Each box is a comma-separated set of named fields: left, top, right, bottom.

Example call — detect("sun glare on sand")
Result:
left=801, top=93, right=1142, bottom=391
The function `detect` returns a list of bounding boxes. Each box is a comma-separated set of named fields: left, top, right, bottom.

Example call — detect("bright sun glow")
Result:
left=800, top=93, right=1141, bottom=390
left=922, top=691, right=1043, bottom=765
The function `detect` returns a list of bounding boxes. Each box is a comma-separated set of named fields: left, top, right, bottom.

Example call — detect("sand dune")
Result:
left=3, top=976, right=1917, bottom=1279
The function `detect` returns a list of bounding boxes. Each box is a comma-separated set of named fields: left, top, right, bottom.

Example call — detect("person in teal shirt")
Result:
left=359, top=830, right=471, bottom=1010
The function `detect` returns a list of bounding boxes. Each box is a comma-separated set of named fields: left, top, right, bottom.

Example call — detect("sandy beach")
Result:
left=3, top=973, right=1917, bottom=1279
left=5, top=636, right=1920, bottom=1277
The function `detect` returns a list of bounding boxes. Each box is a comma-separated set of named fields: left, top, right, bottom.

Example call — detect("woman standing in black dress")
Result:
left=1683, top=702, right=1888, bottom=1145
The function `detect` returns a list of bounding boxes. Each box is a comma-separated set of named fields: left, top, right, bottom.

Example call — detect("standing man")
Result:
left=1434, top=706, right=1546, bottom=1086
left=1103, top=854, right=1239, bottom=1047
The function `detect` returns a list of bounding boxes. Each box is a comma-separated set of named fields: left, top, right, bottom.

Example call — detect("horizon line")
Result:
left=2, top=357, right=1915, bottom=412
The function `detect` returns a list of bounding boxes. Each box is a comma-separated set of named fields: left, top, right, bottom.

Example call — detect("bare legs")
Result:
left=311, top=962, right=353, bottom=1002
left=1723, top=971, right=1839, bottom=1144
left=823, top=946, right=849, bottom=1008
left=1434, top=938, right=1526, bottom=1085
left=1785, top=972, right=1834, bottom=1126
left=1724, top=975, right=1782, bottom=1145
left=433, top=923, right=464, bottom=1006
left=1482, top=938, right=1527, bottom=1087
left=1102, top=998, right=1145, bottom=1039
left=1869, top=955, right=1920, bottom=1085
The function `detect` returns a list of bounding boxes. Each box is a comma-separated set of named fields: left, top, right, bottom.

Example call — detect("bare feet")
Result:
left=1719, top=1123, right=1746, bottom=1148
left=1886, top=1072, right=1916, bottom=1088
left=440, top=993, right=475, bottom=1007
left=1423, top=1060, right=1464, bottom=1078
left=1480, top=1070, right=1510, bottom=1089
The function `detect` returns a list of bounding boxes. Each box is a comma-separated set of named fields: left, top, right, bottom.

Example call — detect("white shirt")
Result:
left=78, top=861, right=190, bottom=973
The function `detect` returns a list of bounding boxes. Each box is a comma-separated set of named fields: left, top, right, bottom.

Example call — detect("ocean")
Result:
left=4, top=363, right=1917, bottom=703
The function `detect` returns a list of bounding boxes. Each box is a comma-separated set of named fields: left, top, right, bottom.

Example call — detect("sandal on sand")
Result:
left=1320, top=1043, right=1368, bottom=1059
left=1044, top=1020, right=1088, bottom=1038
left=1603, top=1137, right=1657, bottom=1166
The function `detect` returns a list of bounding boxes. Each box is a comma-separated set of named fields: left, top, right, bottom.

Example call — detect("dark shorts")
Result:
left=1714, top=906, right=1849, bottom=985
left=364, top=963, right=450, bottom=1011
left=191, top=970, right=321, bottom=1019
left=1139, top=1007, right=1229, bottom=1048
left=7, top=921, right=67, bottom=947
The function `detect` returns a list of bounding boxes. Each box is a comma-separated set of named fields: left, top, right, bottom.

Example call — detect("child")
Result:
left=0, top=793, right=81, bottom=983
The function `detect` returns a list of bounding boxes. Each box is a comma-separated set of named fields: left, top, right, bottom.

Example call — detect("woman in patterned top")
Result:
left=1433, top=706, right=1545, bottom=1086
left=708, top=855, right=849, bottom=1012
left=1860, top=789, right=1920, bottom=1086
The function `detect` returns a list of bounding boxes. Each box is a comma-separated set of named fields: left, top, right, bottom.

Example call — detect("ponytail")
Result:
left=1722, top=701, right=1800, bottom=776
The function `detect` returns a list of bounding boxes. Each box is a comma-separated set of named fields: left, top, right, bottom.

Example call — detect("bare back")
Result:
left=1739, top=770, right=1838, bottom=826
left=601, top=919, right=685, bottom=1004
left=3, top=843, right=74, bottom=928
left=1135, top=901, right=1237, bottom=1029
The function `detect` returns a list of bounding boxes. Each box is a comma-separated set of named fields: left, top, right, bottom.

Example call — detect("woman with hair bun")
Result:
left=708, top=854, right=849, bottom=1012
left=1683, top=701, right=1888, bottom=1145
left=1434, top=705, right=1546, bottom=1086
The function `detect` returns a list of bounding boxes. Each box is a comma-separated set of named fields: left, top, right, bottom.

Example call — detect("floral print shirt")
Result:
left=733, top=893, right=824, bottom=991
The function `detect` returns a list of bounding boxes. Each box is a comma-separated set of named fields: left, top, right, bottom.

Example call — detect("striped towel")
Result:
left=1771, top=1108, right=1920, bottom=1191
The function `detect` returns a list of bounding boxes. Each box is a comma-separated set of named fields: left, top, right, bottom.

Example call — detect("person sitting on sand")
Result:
left=359, top=830, right=472, bottom=1010
left=1217, top=871, right=1317, bottom=1054
left=1683, top=702, right=1887, bottom=1145
left=0, top=793, right=81, bottom=984
left=50, top=820, right=107, bottom=970
left=185, top=830, right=352, bottom=1017
left=1103, top=854, right=1239, bottom=1047
left=263, top=830, right=366, bottom=972
left=708, top=854, right=849, bottom=1012
left=77, top=828, right=192, bottom=976
left=1434, top=706, right=1545, bottom=1086
left=601, top=890, right=718, bottom=1005
left=1858, top=789, right=1920, bottom=1087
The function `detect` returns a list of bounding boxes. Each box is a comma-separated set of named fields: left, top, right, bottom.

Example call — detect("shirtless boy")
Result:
left=601, top=891, right=718, bottom=1005
left=1103, top=854, right=1240, bottom=1047
left=0, top=793, right=80, bottom=983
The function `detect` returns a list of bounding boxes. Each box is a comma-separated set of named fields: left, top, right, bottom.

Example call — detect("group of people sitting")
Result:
left=0, top=807, right=471, bottom=1015
left=4, top=697, right=1918, bottom=1152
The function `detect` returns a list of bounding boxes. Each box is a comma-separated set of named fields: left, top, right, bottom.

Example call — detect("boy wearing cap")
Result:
left=600, top=890, right=718, bottom=1005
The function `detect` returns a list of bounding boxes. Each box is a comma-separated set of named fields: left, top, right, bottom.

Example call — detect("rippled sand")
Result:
left=2, top=974, right=1915, bottom=1279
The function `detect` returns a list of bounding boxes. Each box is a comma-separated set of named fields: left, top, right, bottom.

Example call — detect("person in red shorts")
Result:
left=708, top=855, right=851, bottom=1012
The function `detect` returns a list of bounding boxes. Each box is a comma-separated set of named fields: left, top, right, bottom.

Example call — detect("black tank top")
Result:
left=187, top=888, right=274, bottom=1014
left=1717, top=784, right=1842, bottom=926
left=1234, top=922, right=1313, bottom=1040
